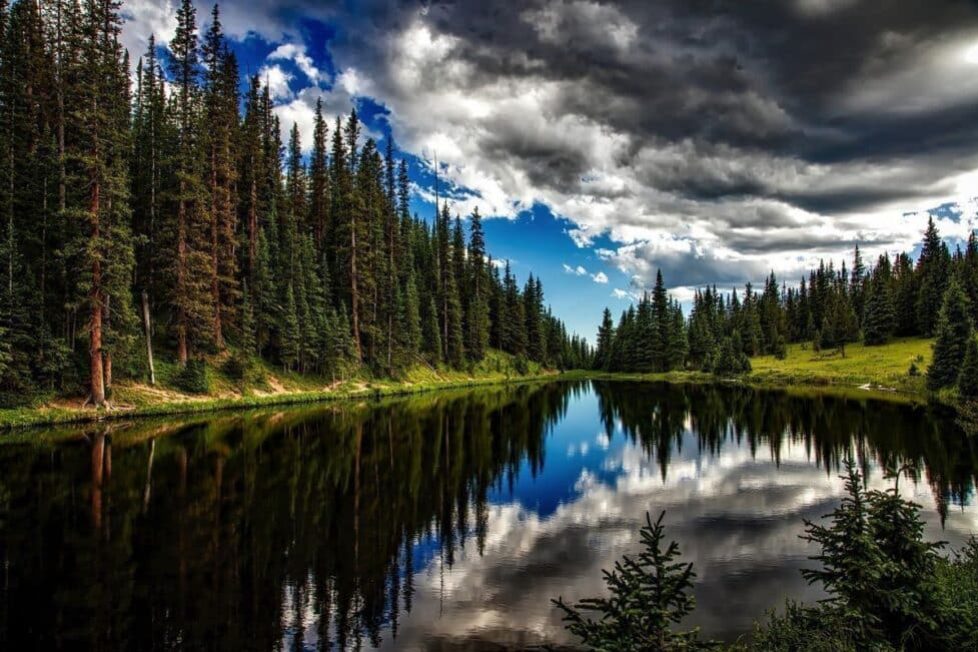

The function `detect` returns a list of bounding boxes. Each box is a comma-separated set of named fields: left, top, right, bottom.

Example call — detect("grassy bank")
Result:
left=577, top=338, right=938, bottom=405
left=0, top=338, right=947, bottom=431
left=0, top=349, right=557, bottom=430
left=750, top=337, right=932, bottom=394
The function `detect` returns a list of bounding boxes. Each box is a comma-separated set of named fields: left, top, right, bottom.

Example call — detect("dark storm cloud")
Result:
left=169, top=0, right=978, bottom=291
left=721, top=231, right=891, bottom=256
left=347, top=0, right=978, bottom=213
left=477, top=114, right=593, bottom=193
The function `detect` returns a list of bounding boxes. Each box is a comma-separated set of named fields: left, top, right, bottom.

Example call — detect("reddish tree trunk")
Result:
left=103, top=294, right=112, bottom=395
left=91, top=432, right=105, bottom=529
left=89, top=166, right=105, bottom=407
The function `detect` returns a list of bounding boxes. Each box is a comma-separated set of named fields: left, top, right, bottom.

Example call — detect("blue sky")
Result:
left=133, top=4, right=633, bottom=339
left=122, top=0, right=978, bottom=341
left=161, top=6, right=638, bottom=339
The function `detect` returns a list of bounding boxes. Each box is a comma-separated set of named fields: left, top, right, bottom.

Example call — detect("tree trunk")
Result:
left=103, top=294, right=112, bottom=396
left=142, top=290, right=155, bottom=384
left=91, top=432, right=105, bottom=529
left=143, top=438, right=155, bottom=512
left=148, top=97, right=156, bottom=313
left=89, top=149, right=105, bottom=407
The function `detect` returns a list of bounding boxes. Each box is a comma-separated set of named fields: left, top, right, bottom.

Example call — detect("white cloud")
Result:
left=374, top=424, right=977, bottom=649
left=271, top=83, right=365, bottom=155
left=119, top=0, right=177, bottom=71
left=563, top=263, right=588, bottom=276
left=591, top=271, right=608, bottom=284
left=268, top=42, right=323, bottom=83
left=121, top=0, right=978, bottom=308
left=612, top=288, right=632, bottom=300
left=258, top=64, right=294, bottom=101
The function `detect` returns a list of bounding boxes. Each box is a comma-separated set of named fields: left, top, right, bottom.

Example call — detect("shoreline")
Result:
left=0, top=372, right=563, bottom=431
left=1, top=368, right=948, bottom=433
left=1, top=338, right=957, bottom=431
left=571, top=370, right=938, bottom=407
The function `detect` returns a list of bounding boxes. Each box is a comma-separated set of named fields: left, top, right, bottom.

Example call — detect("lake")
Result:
left=0, top=380, right=975, bottom=650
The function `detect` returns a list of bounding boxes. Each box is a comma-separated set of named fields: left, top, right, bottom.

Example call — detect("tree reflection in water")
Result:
left=0, top=380, right=973, bottom=650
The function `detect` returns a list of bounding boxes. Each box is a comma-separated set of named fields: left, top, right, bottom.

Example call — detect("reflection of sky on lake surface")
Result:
left=365, top=385, right=977, bottom=650
left=5, top=381, right=974, bottom=651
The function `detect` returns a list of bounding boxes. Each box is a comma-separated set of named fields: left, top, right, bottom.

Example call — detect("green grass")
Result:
left=750, top=337, right=932, bottom=394
left=0, top=349, right=554, bottom=431
left=0, top=339, right=947, bottom=432
left=578, top=338, right=939, bottom=406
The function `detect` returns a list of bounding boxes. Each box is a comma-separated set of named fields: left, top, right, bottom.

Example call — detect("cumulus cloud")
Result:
left=312, top=0, right=978, bottom=294
left=367, top=422, right=975, bottom=648
left=268, top=42, right=324, bottom=83
left=257, top=64, right=294, bottom=101
left=563, top=264, right=587, bottom=276
left=122, top=0, right=978, bottom=298
left=119, top=0, right=177, bottom=68
left=591, top=271, right=608, bottom=284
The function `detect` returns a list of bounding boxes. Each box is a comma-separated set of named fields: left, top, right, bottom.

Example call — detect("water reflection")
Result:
left=0, top=381, right=975, bottom=650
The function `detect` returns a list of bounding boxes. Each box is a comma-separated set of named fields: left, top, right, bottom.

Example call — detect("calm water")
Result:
left=1, top=381, right=976, bottom=650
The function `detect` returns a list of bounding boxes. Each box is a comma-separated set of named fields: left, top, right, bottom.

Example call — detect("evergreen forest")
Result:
left=0, top=0, right=589, bottom=407
left=593, top=217, right=978, bottom=396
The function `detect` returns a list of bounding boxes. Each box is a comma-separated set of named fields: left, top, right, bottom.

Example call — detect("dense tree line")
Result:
left=0, top=0, right=588, bottom=406
left=594, top=218, right=978, bottom=392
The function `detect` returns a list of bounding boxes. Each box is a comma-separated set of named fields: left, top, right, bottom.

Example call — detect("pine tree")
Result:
left=238, top=75, right=264, bottom=278
left=651, top=270, right=669, bottom=370
left=445, top=272, right=464, bottom=367
left=964, top=231, right=978, bottom=328
left=422, top=296, right=442, bottom=363
left=309, top=98, right=329, bottom=245
left=862, top=272, right=895, bottom=346
left=465, top=208, right=490, bottom=361
left=594, top=308, right=615, bottom=370
left=71, top=0, right=136, bottom=404
left=958, top=336, right=978, bottom=401
left=333, top=111, right=362, bottom=360
left=850, top=245, right=867, bottom=324
left=132, top=36, right=166, bottom=310
left=927, top=279, right=973, bottom=391
left=167, top=0, right=212, bottom=364
left=525, top=274, right=545, bottom=362
left=201, top=5, right=239, bottom=349
left=239, top=281, right=256, bottom=355
left=283, top=122, right=304, bottom=282
left=891, top=253, right=918, bottom=337
left=399, top=271, right=422, bottom=362
left=820, top=289, right=858, bottom=357
left=553, top=512, right=708, bottom=650
left=281, top=282, right=300, bottom=371
left=299, top=235, right=325, bottom=373
left=916, top=217, right=951, bottom=337
left=666, top=302, right=687, bottom=371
